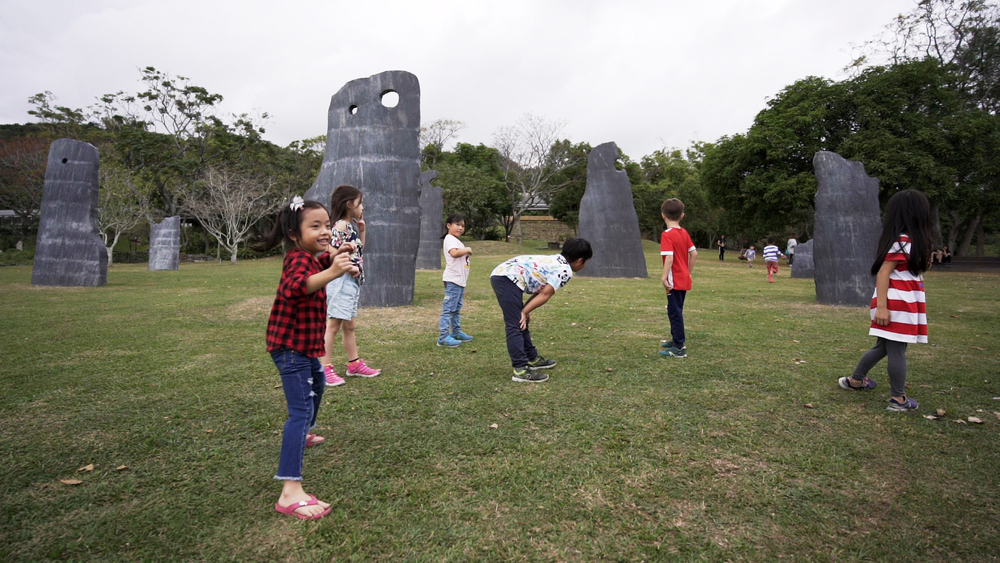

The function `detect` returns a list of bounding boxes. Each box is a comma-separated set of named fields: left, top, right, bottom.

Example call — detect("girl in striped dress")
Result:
left=839, top=189, right=932, bottom=412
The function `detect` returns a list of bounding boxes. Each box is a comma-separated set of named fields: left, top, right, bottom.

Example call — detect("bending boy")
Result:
left=490, top=238, right=593, bottom=383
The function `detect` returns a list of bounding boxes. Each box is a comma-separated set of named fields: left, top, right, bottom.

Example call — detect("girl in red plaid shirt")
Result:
left=258, top=196, right=357, bottom=520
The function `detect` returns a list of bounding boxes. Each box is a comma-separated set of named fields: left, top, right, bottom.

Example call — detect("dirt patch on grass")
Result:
left=227, top=296, right=272, bottom=321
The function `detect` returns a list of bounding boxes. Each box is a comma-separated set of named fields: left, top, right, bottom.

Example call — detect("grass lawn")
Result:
left=1, top=240, right=998, bottom=562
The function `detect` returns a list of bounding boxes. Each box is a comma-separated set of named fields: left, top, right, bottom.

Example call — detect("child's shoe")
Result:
left=527, top=356, right=557, bottom=369
left=887, top=397, right=919, bottom=412
left=659, top=346, right=687, bottom=358
left=346, top=358, right=381, bottom=377
left=324, top=364, right=346, bottom=387
left=512, top=367, right=548, bottom=383
left=437, top=335, right=462, bottom=347
left=838, top=376, right=876, bottom=390
left=452, top=331, right=474, bottom=342
left=659, top=340, right=687, bottom=353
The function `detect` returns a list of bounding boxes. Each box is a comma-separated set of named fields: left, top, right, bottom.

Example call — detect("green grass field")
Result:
left=1, top=240, right=998, bottom=562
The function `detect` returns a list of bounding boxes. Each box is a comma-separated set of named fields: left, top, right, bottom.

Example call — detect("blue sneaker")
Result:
left=437, top=335, right=462, bottom=347
left=452, top=331, right=474, bottom=342
left=887, top=397, right=919, bottom=412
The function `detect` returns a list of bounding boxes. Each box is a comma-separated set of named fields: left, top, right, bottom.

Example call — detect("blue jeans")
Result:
left=491, top=275, right=538, bottom=368
left=439, top=282, right=465, bottom=336
left=270, top=349, right=325, bottom=481
left=667, top=290, right=687, bottom=347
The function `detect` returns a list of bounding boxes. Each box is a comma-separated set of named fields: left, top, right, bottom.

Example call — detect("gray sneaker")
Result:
left=528, top=356, right=557, bottom=369
left=512, top=367, right=548, bottom=383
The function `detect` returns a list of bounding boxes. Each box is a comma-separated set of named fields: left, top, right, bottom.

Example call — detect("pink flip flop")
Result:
left=305, top=433, right=325, bottom=447
left=274, top=494, right=331, bottom=520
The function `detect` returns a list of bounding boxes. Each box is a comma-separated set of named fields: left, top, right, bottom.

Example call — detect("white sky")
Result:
left=0, top=0, right=916, bottom=159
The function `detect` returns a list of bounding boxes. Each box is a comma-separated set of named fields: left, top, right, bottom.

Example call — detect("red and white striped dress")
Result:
left=869, top=234, right=927, bottom=344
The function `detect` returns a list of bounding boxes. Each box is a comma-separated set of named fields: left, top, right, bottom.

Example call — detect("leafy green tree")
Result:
left=547, top=141, right=591, bottom=229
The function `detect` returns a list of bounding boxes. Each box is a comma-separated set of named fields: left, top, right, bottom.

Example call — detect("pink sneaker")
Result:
left=345, top=358, right=381, bottom=377
left=324, top=364, right=345, bottom=386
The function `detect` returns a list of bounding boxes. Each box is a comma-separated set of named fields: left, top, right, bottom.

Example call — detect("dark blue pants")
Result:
left=667, top=290, right=687, bottom=347
left=270, top=349, right=325, bottom=480
left=491, top=275, right=538, bottom=368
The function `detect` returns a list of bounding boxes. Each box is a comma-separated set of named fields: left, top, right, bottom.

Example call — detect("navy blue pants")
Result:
left=667, top=290, right=687, bottom=347
left=491, top=275, right=538, bottom=369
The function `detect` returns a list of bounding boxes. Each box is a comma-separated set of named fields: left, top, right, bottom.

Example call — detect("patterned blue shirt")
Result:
left=490, top=254, right=573, bottom=294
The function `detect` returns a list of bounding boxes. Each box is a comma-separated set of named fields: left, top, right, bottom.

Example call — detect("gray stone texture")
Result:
left=577, top=142, right=647, bottom=278
left=305, top=70, right=421, bottom=307
left=812, top=151, right=882, bottom=306
left=790, top=239, right=814, bottom=279
left=148, top=216, right=181, bottom=271
left=31, top=139, right=107, bottom=287
left=416, top=170, right=442, bottom=270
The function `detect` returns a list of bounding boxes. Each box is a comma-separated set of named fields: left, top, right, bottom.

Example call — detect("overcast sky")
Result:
left=0, top=0, right=916, bottom=159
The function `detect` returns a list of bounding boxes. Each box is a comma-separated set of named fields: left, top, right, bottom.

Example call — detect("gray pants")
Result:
left=852, top=337, right=908, bottom=397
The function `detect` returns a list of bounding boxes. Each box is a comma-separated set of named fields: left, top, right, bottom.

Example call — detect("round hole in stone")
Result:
left=348, top=105, right=358, bottom=115
left=380, top=90, right=399, bottom=108
left=61, top=158, right=68, bottom=164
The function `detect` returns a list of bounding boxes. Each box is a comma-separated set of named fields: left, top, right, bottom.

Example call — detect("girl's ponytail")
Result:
left=871, top=189, right=932, bottom=277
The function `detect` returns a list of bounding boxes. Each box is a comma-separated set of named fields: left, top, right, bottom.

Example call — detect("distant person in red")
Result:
left=659, top=198, right=697, bottom=358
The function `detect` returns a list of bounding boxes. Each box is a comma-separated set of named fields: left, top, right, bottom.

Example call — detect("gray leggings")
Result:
left=852, top=337, right=908, bottom=397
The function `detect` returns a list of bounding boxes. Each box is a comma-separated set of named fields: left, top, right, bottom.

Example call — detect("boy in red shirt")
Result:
left=659, top=198, right=698, bottom=358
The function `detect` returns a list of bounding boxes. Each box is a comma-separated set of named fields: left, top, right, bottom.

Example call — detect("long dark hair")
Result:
left=329, top=184, right=363, bottom=223
left=253, top=198, right=329, bottom=253
left=871, top=189, right=931, bottom=276
left=442, top=213, right=465, bottom=239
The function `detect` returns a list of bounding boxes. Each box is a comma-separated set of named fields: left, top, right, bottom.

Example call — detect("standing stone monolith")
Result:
left=416, top=170, right=442, bottom=270
left=812, top=151, right=882, bottom=306
left=148, top=216, right=181, bottom=271
left=790, top=239, right=814, bottom=279
left=577, top=142, right=647, bottom=278
left=305, top=70, right=421, bottom=307
left=31, top=139, right=107, bottom=287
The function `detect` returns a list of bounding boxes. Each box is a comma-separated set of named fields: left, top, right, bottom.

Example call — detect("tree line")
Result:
left=3, top=0, right=997, bottom=260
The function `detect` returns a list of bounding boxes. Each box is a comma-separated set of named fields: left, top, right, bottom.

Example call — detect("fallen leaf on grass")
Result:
left=77, top=464, right=95, bottom=473
left=273, top=384, right=281, bottom=389
left=803, top=403, right=814, bottom=409
left=954, top=419, right=967, bottom=424
left=471, top=349, right=477, bottom=353
left=60, top=479, right=83, bottom=485
left=970, top=346, right=986, bottom=351
left=116, top=465, right=128, bottom=471
left=792, top=359, right=807, bottom=365
left=489, top=424, right=498, bottom=429
left=968, top=416, right=983, bottom=424
left=924, top=415, right=939, bottom=420
left=792, top=340, right=800, bottom=343
left=993, top=412, right=1000, bottom=420
left=937, top=408, right=946, bottom=417
left=606, top=367, right=613, bottom=372
left=205, top=429, right=213, bottom=433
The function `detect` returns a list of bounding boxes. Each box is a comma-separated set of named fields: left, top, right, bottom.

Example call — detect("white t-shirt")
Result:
left=442, top=234, right=470, bottom=287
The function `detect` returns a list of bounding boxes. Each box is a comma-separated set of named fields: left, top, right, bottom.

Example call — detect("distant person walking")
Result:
left=786, top=237, right=798, bottom=266
left=717, top=235, right=727, bottom=261
left=763, top=237, right=785, bottom=283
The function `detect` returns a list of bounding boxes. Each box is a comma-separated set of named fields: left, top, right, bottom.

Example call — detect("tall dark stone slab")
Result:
left=148, top=216, right=181, bottom=271
left=416, top=170, right=442, bottom=270
left=305, top=70, right=421, bottom=307
left=31, top=139, right=107, bottom=287
left=790, top=239, right=814, bottom=279
left=577, top=142, right=647, bottom=278
left=813, top=151, right=882, bottom=306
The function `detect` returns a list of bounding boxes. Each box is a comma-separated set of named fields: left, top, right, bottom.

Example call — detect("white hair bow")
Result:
left=289, top=196, right=305, bottom=212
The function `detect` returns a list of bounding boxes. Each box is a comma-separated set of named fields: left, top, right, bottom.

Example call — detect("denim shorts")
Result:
left=327, top=274, right=360, bottom=320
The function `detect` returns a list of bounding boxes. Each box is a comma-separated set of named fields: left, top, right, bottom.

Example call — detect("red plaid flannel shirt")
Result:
left=266, top=248, right=331, bottom=357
